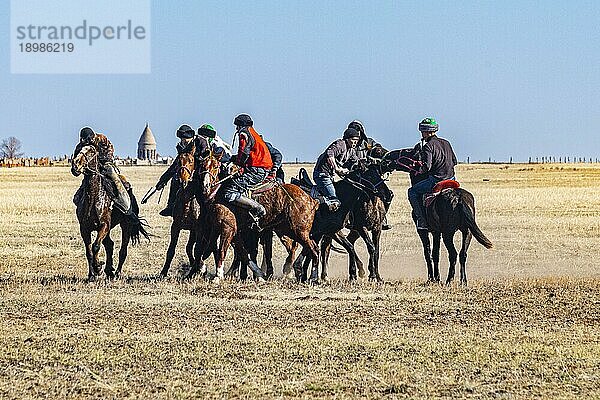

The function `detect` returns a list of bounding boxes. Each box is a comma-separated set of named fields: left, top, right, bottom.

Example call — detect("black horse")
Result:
left=383, top=149, right=493, bottom=285
left=293, top=159, right=389, bottom=282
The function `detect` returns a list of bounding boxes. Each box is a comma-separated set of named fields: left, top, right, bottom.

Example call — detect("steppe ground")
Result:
left=1, top=164, right=599, bottom=399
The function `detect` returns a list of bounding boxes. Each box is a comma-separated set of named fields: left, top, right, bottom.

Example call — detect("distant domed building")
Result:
left=137, top=123, right=157, bottom=160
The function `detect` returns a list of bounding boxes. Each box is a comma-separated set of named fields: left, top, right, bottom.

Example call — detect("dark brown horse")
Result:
left=71, top=145, right=149, bottom=280
left=185, top=151, right=242, bottom=281
left=159, top=146, right=202, bottom=277
left=383, top=148, right=493, bottom=285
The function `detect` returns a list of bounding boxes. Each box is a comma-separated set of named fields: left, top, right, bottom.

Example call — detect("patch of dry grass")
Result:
left=1, top=164, right=600, bottom=398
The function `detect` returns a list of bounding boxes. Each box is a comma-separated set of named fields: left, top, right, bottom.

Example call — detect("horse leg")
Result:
left=80, top=227, right=94, bottom=281
left=186, top=230, right=196, bottom=268
left=432, top=232, right=441, bottom=282
left=93, top=223, right=109, bottom=276
left=215, top=228, right=235, bottom=282
left=247, top=234, right=266, bottom=282
left=188, top=228, right=210, bottom=280
left=160, top=223, right=181, bottom=277
left=226, top=250, right=241, bottom=279
left=281, top=237, right=298, bottom=277
left=293, top=249, right=307, bottom=282
left=320, top=236, right=332, bottom=282
left=262, top=232, right=274, bottom=279
left=115, top=228, right=130, bottom=278
left=443, top=231, right=458, bottom=285
left=417, top=230, right=434, bottom=282
left=371, top=228, right=383, bottom=282
left=346, top=230, right=365, bottom=278
left=298, top=234, right=319, bottom=285
left=459, top=229, right=472, bottom=286
left=332, top=232, right=359, bottom=281
left=102, top=232, right=115, bottom=279
left=357, top=227, right=377, bottom=281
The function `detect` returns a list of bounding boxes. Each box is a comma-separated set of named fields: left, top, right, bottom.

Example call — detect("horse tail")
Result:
left=460, top=201, right=493, bottom=249
left=125, top=190, right=151, bottom=246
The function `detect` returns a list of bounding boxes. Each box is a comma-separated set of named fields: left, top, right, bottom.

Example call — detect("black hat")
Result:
left=234, top=114, right=253, bottom=127
left=79, top=126, right=95, bottom=142
left=343, top=127, right=361, bottom=140
left=348, top=120, right=365, bottom=136
left=176, top=124, right=195, bottom=139
left=198, top=124, right=217, bottom=139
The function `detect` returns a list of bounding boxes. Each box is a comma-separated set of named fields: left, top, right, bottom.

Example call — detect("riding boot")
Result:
left=382, top=200, right=392, bottom=231
left=408, top=195, right=428, bottom=231
left=232, top=195, right=266, bottom=230
left=104, top=165, right=132, bottom=215
left=159, top=178, right=179, bottom=217
left=324, top=197, right=341, bottom=212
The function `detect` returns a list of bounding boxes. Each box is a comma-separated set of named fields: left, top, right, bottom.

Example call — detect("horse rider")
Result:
left=220, top=114, right=273, bottom=227
left=265, top=141, right=284, bottom=183
left=408, top=117, right=458, bottom=230
left=313, top=127, right=361, bottom=211
left=198, top=123, right=233, bottom=162
left=74, top=126, right=132, bottom=215
left=347, top=120, right=393, bottom=230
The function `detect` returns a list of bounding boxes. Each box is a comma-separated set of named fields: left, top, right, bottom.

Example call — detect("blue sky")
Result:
left=1, top=0, right=600, bottom=162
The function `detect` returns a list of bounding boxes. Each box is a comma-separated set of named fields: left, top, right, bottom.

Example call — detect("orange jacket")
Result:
left=237, top=127, right=273, bottom=169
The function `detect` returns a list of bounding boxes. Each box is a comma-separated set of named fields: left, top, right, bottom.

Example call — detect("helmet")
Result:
left=79, top=126, right=95, bottom=143
left=234, top=114, right=253, bottom=127
left=176, top=124, right=195, bottom=139
left=418, top=117, right=439, bottom=133
left=198, top=124, right=217, bottom=139
left=348, top=120, right=365, bottom=136
left=343, top=127, right=361, bottom=140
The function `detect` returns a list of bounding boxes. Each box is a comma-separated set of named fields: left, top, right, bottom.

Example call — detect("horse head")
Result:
left=178, top=144, right=196, bottom=189
left=71, top=145, right=99, bottom=177
left=198, top=149, right=223, bottom=199
left=381, top=148, right=423, bottom=174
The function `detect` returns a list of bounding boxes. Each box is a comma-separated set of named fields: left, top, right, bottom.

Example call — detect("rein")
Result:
left=81, top=150, right=100, bottom=175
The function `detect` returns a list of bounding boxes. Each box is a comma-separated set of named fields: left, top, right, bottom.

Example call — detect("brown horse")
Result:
left=185, top=151, right=243, bottom=281
left=196, top=157, right=319, bottom=282
left=159, top=146, right=202, bottom=277
left=71, top=145, right=149, bottom=280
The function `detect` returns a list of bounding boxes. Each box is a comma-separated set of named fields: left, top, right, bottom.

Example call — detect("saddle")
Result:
left=248, top=179, right=278, bottom=199
left=424, top=179, right=460, bottom=208
left=291, top=168, right=325, bottom=203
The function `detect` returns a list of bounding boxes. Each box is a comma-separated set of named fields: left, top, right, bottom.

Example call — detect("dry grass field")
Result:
left=1, top=164, right=600, bottom=398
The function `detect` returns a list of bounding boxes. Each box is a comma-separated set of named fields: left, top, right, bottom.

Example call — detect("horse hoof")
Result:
left=257, top=277, right=267, bottom=283
left=358, top=270, right=366, bottom=279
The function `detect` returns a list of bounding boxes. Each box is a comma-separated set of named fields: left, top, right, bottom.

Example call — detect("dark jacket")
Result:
left=157, top=136, right=211, bottom=187
left=420, top=135, right=457, bottom=180
left=314, top=139, right=353, bottom=176
left=354, top=137, right=380, bottom=160
left=74, top=133, right=114, bottom=164
left=265, top=142, right=283, bottom=171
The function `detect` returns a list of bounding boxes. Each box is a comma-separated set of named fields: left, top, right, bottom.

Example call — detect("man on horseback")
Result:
left=156, top=124, right=232, bottom=216
left=408, top=118, right=458, bottom=230
left=347, top=120, right=393, bottom=230
left=313, top=127, right=361, bottom=211
left=74, top=127, right=132, bottom=215
left=220, top=114, right=273, bottom=228
left=197, top=123, right=233, bottom=162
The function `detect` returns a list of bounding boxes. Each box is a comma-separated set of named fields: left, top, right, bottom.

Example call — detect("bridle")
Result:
left=77, top=147, right=99, bottom=175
